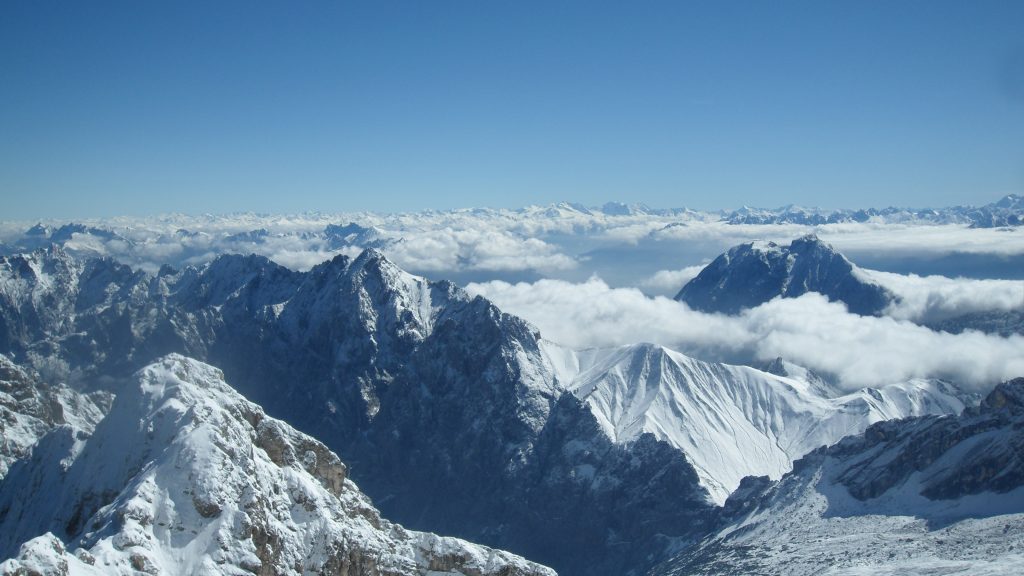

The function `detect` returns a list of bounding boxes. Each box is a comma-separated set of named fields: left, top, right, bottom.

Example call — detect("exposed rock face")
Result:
left=675, top=235, right=894, bottom=315
left=0, top=355, right=555, bottom=576
left=926, top=309, right=1024, bottom=337
left=652, top=378, right=1024, bottom=576
left=831, top=377, right=1024, bottom=501
left=0, top=355, right=110, bottom=480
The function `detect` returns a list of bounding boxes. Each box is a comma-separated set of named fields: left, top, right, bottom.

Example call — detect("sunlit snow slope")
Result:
left=546, top=342, right=968, bottom=503
left=0, top=355, right=554, bottom=576
left=654, top=378, right=1024, bottom=576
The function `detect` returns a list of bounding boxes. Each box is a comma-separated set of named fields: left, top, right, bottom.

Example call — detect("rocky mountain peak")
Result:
left=789, top=233, right=830, bottom=252
left=979, top=377, right=1024, bottom=414
left=676, top=235, right=894, bottom=315
left=0, top=354, right=556, bottom=576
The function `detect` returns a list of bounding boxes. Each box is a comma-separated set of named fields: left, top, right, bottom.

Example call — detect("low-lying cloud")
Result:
left=467, top=277, right=1024, bottom=392
left=639, top=265, right=707, bottom=297
left=5, top=207, right=1024, bottom=285
left=865, top=270, right=1024, bottom=323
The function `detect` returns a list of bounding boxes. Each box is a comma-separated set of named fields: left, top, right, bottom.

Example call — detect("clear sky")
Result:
left=2, top=1, right=1023, bottom=218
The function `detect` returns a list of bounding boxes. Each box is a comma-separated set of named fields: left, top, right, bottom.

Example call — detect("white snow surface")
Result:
left=0, top=354, right=554, bottom=576
left=656, top=452, right=1024, bottom=575
left=653, top=377, right=1024, bottom=575
left=542, top=341, right=968, bottom=504
left=0, top=355, right=109, bottom=479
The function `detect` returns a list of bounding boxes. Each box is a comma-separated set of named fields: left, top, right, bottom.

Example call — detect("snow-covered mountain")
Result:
left=0, top=246, right=993, bottom=575
left=0, top=247, right=718, bottom=575
left=722, top=194, right=1024, bottom=227
left=0, top=355, right=554, bottom=576
left=652, top=377, right=1024, bottom=575
left=675, top=235, right=895, bottom=315
left=548, top=343, right=969, bottom=504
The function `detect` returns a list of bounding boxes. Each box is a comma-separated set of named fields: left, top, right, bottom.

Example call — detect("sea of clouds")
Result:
left=467, top=277, right=1024, bottom=391
left=2, top=203, right=1022, bottom=391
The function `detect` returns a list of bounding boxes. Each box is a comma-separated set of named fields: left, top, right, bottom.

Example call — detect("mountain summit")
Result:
left=675, top=235, right=894, bottom=315
left=0, top=354, right=554, bottom=576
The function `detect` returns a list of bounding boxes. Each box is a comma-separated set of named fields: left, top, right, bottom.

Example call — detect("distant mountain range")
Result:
left=721, top=194, right=1024, bottom=227
left=2, top=194, right=1020, bottom=264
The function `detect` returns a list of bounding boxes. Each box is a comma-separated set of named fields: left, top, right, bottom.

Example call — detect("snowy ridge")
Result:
left=547, top=342, right=968, bottom=503
left=722, top=194, right=1024, bottom=227
left=653, top=378, right=1024, bottom=575
left=0, top=354, right=554, bottom=576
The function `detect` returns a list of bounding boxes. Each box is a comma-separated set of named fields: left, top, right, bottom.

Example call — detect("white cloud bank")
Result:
left=467, top=277, right=1024, bottom=392
left=639, top=265, right=707, bottom=296
left=865, top=270, right=1024, bottom=323
left=5, top=206, right=1024, bottom=284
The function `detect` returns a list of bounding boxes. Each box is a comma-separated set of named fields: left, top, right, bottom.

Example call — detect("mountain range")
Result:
left=0, top=238, right=1019, bottom=574
left=2, top=195, right=1021, bottom=285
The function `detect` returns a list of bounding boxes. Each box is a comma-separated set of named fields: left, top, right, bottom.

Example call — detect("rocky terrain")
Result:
left=652, top=378, right=1024, bottom=575
left=675, top=235, right=895, bottom=315
left=1, top=244, right=990, bottom=574
left=0, top=354, right=554, bottom=575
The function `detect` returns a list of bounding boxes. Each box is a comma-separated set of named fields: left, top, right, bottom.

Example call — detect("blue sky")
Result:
left=2, top=1, right=1023, bottom=218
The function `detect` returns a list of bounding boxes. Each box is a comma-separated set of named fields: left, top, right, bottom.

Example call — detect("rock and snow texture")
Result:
left=0, top=355, right=554, bottom=576
left=0, top=355, right=109, bottom=480
left=0, top=246, right=994, bottom=575
left=548, top=342, right=968, bottom=503
left=652, top=378, right=1024, bottom=576
left=675, top=235, right=894, bottom=315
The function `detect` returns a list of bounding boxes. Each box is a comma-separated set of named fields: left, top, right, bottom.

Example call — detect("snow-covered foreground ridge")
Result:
left=0, top=355, right=555, bottom=576
left=653, top=377, right=1024, bottom=576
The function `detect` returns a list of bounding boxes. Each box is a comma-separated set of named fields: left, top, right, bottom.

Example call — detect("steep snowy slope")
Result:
left=550, top=343, right=968, bottom=503
left=0, top=355, right=110, bottom=479
left=653, top=378, right=1024, bottom=576
left=0, top=354, right=554, bottom=576
left=676, top=235, right=894, bottom=315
